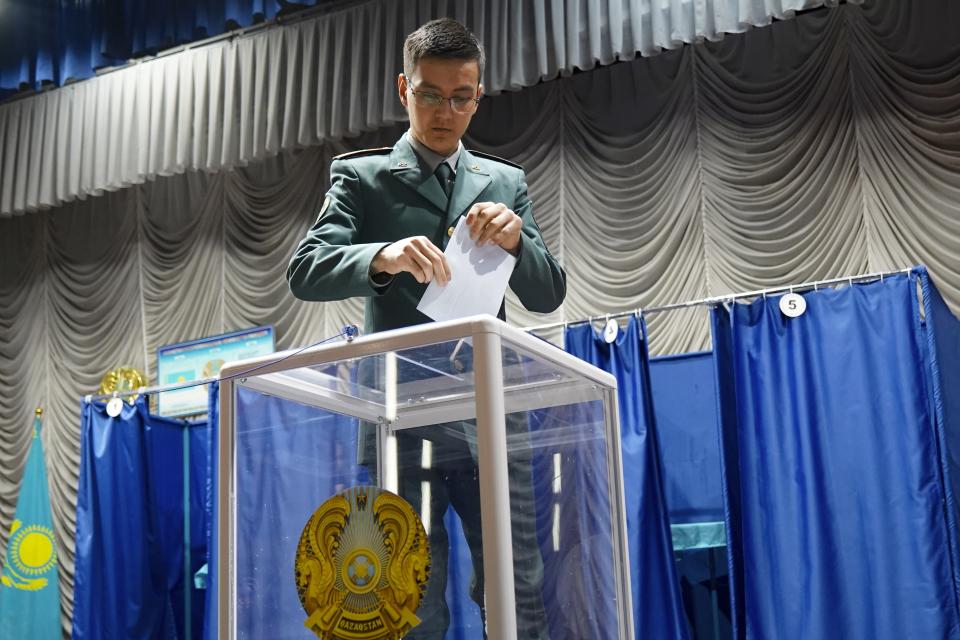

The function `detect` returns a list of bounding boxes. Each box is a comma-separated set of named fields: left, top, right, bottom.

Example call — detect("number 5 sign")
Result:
left=779, top=293, right=807, bottom=318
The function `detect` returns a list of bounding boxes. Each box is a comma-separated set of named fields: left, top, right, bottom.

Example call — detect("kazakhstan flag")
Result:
left=0, top=410, right=60, bottom=638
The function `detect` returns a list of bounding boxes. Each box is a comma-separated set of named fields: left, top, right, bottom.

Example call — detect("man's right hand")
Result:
left=370, top=236, right=451, bottom=285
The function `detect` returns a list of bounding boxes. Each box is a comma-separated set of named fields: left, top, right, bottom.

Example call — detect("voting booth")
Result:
left=216, top=316, right=634, bottom=639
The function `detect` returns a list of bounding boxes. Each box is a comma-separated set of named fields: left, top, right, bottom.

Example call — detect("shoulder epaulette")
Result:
left=333, top=147, right=392, bottom=161
left=467, top=150, right=524, bottom=171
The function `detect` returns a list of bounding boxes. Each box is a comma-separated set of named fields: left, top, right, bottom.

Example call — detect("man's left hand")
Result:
left=466, top=202, right=522, bottom=256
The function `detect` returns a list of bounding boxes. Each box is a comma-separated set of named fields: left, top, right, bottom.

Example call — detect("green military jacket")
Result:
left=287, top=134, right=566, bottom=333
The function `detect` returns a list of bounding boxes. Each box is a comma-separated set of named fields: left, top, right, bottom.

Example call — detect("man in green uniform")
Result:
left=288, top=18, right=564, bottom=639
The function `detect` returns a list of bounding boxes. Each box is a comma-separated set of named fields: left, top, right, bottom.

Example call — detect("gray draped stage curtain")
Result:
left=2, top=0, right=960, bottom=633
left=0, top=0, right=851, bottom=218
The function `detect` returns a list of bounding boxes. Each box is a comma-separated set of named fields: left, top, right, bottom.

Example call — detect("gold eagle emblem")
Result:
left=295, top=486, right=431, bottom=640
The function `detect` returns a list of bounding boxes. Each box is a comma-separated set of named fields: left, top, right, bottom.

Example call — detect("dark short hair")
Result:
left=403, top=18, right=484, bottom=82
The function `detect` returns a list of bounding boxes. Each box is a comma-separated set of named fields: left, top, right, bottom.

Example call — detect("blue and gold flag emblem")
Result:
left=0, top=410, right=60, bottom=638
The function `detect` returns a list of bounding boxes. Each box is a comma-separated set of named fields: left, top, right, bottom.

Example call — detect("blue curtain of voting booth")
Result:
left=923, top=272, right=960, bottom=603
left=563, top=316, right=691, bottom=639
left=648, top=352, right=730, bottom=640
left=73, top=396, right=209, bottom=640
left=711, top=267, right=960, bottom=640
left=648, top=353, right=724, bottom=526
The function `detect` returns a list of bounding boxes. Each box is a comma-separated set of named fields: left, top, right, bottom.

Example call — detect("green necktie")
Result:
left=435, top=162, right=454, bottom=200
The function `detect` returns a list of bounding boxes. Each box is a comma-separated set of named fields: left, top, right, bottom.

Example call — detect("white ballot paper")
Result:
left=417, top=216, right=517, bottom=322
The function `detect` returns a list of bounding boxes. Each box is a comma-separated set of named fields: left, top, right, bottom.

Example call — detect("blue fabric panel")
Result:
left=709, top=310, right=746, bottom=635
left=920, top=270, right=960, bottom=607
left=142, top=410, right=208, bottom=639
left=649, top=351, right=730, bottom=639
left=73, top=397, right=209, bottom=640
left=711, top=272, right=960, bottom=640
left=564, top=316, right=690, bottom=639
left=188, top=422, right=210, bottom=636
left=74, top=399, right=159, bottom=639
left=1, top=1, right=116, bottom=95
left=648, top=352, right=723, bottom=524
left=0, top=1, right=318, bottom=95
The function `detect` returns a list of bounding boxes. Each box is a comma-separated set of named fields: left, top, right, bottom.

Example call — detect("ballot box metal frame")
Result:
left=217, top=315, right=634, bottom=640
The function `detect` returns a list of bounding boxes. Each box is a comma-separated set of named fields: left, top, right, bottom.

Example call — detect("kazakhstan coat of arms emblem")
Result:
left=295, top=486, right=431, bottom=640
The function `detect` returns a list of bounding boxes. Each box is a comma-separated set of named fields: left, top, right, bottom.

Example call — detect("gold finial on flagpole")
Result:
left=35, top=407, right=43, bottom=416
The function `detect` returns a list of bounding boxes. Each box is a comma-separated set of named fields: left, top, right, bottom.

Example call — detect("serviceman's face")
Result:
left=398, top=57, right=483, bottom=157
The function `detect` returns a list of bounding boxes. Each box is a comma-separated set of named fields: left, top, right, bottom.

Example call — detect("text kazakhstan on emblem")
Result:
left=295, top=486, right=431, bottom=640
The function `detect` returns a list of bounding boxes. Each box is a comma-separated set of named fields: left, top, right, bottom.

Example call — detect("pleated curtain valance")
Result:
left=0, top=0, right=852, bottom=218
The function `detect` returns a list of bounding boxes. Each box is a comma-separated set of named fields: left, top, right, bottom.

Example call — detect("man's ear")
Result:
left=398, top=73, right=408, bottom=108
left=477, top=83, right=484, bottom=101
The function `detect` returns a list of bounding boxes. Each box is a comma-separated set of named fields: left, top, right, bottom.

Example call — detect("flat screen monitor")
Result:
left=157, top=326, right=275, bottom=417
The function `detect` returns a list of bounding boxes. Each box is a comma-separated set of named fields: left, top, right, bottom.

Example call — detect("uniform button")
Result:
left=447, top=226, right=455, bottom=238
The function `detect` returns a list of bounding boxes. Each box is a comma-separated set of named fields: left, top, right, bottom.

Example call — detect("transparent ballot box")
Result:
left=217, top=316, right=634, bottom=640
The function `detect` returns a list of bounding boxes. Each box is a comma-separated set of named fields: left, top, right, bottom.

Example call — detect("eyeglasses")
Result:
left=404, top=79, right=481, bottom=114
